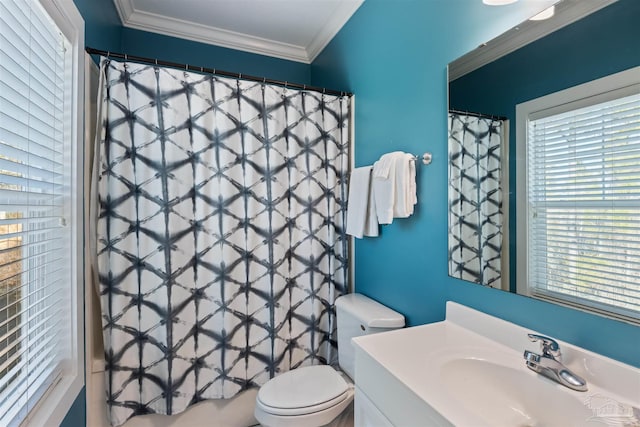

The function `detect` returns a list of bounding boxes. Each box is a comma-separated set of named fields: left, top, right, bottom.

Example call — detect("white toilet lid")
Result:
left=257, top=365, right=349, bottom=413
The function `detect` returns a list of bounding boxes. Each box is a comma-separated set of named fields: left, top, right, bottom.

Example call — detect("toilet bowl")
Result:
left=254, top=365, right=354, bottom=427
left=254, top=294, right=404, bottom=427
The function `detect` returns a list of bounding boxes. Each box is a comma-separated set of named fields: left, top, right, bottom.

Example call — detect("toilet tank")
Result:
left=335, top=293, right=404, bottom=380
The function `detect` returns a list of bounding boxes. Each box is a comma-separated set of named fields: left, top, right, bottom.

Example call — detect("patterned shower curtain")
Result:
left=448, top=113, right=504, bottom=288
left=94, top=59, right=350, bottom=426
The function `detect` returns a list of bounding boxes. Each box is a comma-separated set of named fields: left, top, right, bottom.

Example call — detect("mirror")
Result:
left=447, top=0, right=636, bottom=295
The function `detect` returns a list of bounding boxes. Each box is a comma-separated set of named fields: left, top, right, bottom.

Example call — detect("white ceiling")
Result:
left=449, top=0, right=617, bottom=81
left=113, top=0, right=364, bottom=64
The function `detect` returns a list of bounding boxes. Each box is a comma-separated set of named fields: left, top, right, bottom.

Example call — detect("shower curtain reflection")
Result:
left=93, top=58, right=351, bottom=426
left=448, top=112, right=505, bottom=289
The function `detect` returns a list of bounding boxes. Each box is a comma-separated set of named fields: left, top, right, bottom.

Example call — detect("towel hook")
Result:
left=420, top=152, right=433, bottom=165
left=411, top=152, right=433, bottom=165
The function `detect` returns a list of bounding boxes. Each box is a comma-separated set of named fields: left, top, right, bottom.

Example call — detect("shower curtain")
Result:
left=94, top=58, right=350, bottom=426
left=448, top=113, right=504, bottom=288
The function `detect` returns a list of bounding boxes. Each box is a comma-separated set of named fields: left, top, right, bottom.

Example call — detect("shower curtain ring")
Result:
left=124, top=54, right=128, bottom=61
left=155, top=58, right=158, bottom=65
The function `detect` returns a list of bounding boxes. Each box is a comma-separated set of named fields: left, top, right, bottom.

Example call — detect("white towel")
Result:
left=372, top=152, right=396, bottom=179
left=346, top=166, right=379, bottom=238
left=372, top=152, right=417, bottom=224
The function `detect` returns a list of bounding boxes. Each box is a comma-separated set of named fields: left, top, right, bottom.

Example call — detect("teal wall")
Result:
left=73, top=0, right=122, bottom=52
left=60, top=388, right=86, bottom=427
left=449, top=0, right=640, bottom=292
left=311, top=0, right=640, bottom=368
left=120, top=28, right=310, bottom=84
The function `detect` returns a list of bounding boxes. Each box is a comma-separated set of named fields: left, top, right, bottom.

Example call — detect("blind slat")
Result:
left=533, top=274, right=640, bottom=304
left=0, top=1, right=73, bottom=424
left=0, top=236, right=65, bottom=259
left=532, top=223, right=640, bottom=239
left=0, top=300, right=64, bottom=375
left=530, top=144, right=640, bottom=165
left=0, top=188, right=64, bottom=205
left=527, top=90, right=640, bottom=321
left=0, top=328, right=62, bottom=414
left=0, top=298, right=65, bottom=364
left=0, top=141, right=63, bottom=172
left=0, top=273, right=66, bottom=325
left=0, top=241, right=65, bottom=275
left=531, top=237, right=640, bottom=254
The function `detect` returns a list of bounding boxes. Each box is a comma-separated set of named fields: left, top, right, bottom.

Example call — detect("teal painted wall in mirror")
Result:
left=449, top=0, right=640, bottom=294
left=311, top=0, right=640, bottom=368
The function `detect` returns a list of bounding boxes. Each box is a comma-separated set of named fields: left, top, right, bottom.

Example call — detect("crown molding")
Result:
left=307, top=0, right=364, bottom=62
left=449, top=0, right=617, bottom=81
left=113, top=0, right=362, bottom=64
left=121, top=7, right=310, bottom=63
left=113, top=0, right=135, bottom=25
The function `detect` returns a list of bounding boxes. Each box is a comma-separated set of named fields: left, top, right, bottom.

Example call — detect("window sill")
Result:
left=22, top=373, right=84, bottom=427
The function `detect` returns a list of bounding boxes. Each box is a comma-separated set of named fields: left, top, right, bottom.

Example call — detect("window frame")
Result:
left=0, top=0, right=86, bottom=425
left=516, top=66, right=640, bottom=324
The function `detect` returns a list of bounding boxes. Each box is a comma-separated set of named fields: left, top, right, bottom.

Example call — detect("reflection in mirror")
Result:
left=448, top=111, right=508, bottom=290
left=447, top=0, right=639, bottom=310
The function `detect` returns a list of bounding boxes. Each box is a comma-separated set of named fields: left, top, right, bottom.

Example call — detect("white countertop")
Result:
left=352, top=302, right=640, bottom=427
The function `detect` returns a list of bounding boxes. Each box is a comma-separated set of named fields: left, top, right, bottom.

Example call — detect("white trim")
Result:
left=113, top=0, right=362, bottom=64
left=306, top=0, right=363, bottom=62
left=515, top=66, right=640, bottom=317
left=348, top=96, right=356, bottom=293
left=449, top=0, right=616, bottom=81
left=84, top=54, right=102, bottom=427
left=21, top=0, right=85, bottom=424
left=500, top=120, right=510, bottom=292
left=112, top=0, right=134, bottom=25
left=122, top=8, right=310, bottom=63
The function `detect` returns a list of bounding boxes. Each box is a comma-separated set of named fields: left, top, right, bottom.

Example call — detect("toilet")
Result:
left=254, top=293, right=405, bottom=427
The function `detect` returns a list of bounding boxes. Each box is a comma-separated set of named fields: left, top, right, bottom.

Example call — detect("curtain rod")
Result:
left=85, top=47, right=352, bottom=97
left=449, top=109, right=508, bottom=121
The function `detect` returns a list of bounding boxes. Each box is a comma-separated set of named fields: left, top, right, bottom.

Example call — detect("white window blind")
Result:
left=527, top=91, right=640, bottom=322
left=0, top=0, right=73, bottom=425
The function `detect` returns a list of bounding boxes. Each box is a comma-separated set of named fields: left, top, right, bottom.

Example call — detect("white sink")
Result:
left=440, top=357, right=593, bottom=426
left=352, top=302, right=640, bottom=427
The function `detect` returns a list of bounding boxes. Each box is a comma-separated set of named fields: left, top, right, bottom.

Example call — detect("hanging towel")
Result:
left=346, top=166, right=379, bottom=238
left=372, top=152, right=417, bottom=224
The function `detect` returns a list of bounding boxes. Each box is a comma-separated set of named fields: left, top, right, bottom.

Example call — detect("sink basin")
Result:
left=440, top=358, right=595, bottom=427
left=352, top=302, right=640, bottom=427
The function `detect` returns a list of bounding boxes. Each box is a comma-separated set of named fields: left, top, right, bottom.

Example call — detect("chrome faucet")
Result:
left=523, top=334, right=588, bottom=392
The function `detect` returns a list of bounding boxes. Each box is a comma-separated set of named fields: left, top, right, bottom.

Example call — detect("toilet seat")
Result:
left=256, top=365, right=351, bottom=416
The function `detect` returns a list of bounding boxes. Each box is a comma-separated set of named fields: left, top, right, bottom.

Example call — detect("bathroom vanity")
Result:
left=352, top=302, right=640, bottom=426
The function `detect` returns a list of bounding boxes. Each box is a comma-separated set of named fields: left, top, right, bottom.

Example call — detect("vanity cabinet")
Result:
left=354, top=387, right=394, bottom=427
left=353, top=342, right=451, bottom=427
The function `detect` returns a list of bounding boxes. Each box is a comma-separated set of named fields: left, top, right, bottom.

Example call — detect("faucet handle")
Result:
left=527, top=334, right=561, bottom=359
